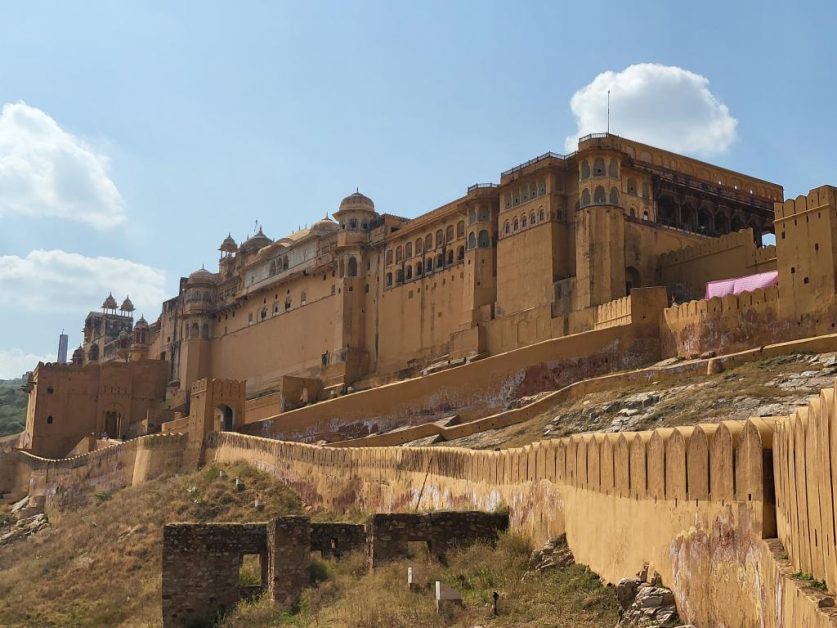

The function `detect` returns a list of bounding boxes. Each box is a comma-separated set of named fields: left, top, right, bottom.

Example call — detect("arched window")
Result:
left=513, top=218, right=519, bottom=231
left=504, top=193, right=511, bottom=209
left=396, top=269, right=404, bottom=283
left=456, top=220, right=465, bottom=237
left=581, top=189, right=591, bottom=206
left=347, top=257, right=358, bottom=277
left=191, top=322, right=199, bottom=338
left=457, top=245, right=464, bottom=261
left=273, top=302, right=279, bottom=315
left=260, top=308, right=267, bottom=321
left=349, top=219, right=357, bottom=229
left=529, top=182, right=537, bottom=198
left=284, top=296, right=292, bottom=311
left=406, top=265, right=413, bottom=280
left=447, top=250, right=454, bottom=265
left=642, top=183, right=650, bottom=199
left=269, top=260, right=277, bottom=275
left=339, top=259, right=345, bottom=278
left=529, top=212, right=536, bottom=225
left=521, top=215, right=527, bottom=228
left=593, top=158, right=605, bottom=176
left=385, top=250, right=393, bottom=265
left=425, top=234, right=433, bottom=251
left=436, top=253, right=444, bottom=269
left=478, top=207, right=489, bottom=222
left=609, top=187, right=620, bottom=205
left=385, top=272, right=392, bottom=287
left=395, top=246, right=403, bottom=262
left=283, top=256, right=289, bottom=270
left=435, top=229, right=444, bottom=247
left=405, top=242, right=412, bottom=258
left=642, top=211, right=649, bottom=221
left=627, top=178, right=637, bottom=195
left=538, top=209, right=545, bottom=222
left=504, top=221, right=510, bottom=235
left=425, top=258, right=433, bottom=273
left=446, top=225, right=454, bottom=242
left=539, top=179, right=546, bottom=195
left=300, top=291, right=307, bottom=304
left=629, top=207, right=636, bottom=218
left=608, top=159, right=618, bottom=177
left=202, top=323, right=209, bottom=339
left=468, top=232, right=477, bottom=249
left=469, top=208, right=477, bottom=224
left=581, top=160, right=590, bottom=179
left=478, top=229, right=490, bottom=247
left=415, top=238, right=423, bottom=254
left=594, top=186, right=606, bottom=203
left=416, top=262, right=423, bottom=276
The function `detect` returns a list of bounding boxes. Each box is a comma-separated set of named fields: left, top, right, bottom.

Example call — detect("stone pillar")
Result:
left=267, top=516, right=311, bottom=606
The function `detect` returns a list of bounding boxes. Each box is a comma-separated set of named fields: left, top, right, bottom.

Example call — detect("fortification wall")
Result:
left=204, top=420, right=787, bottom=627
left=239, top=289, right=666, bottom=443
left=662, top=286, right=837, bottom=357
left=659, top=228, right=777, bottom=302
left=16, top=433, right=187, bottom=515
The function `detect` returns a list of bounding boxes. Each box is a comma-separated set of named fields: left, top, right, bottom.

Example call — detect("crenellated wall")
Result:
left=201, top=418, right=822, bottom=627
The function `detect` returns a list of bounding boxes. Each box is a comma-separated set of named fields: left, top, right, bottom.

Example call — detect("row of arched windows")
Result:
left=338, top=257, right=358, bottom=277
left=467, top=229, right=491, bottom=249
left=579, top=186, right=620, bottom=207
left=269, top=256, right=290, bottom=275
left=504, top=179, right=547, bottom=209
left=385, top=221, right=466, bottom=265
left=384, top=246, right=467, bottom=287
left=502, top=208, right=548, bottom=236
left=186, top=322, right=210, bottom=339
left=580, top=157, right=619, bottom=179
left=468, top=206, right=492, bottom=224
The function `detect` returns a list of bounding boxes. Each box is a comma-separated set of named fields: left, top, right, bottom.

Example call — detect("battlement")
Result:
left=659, top=228, right=754, bottom=267
left=663, top=285, right=780, bottom=326
left=593, top=295, right=631, bottom=329
left=774, top=185, right=837, bottom=220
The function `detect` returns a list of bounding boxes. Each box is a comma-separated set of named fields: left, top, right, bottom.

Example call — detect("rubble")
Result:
left=0, top=512, right=49, bottom=546
left=522, top=535, right=575, bottom=579
left=615, top=566, right=685, bottom=627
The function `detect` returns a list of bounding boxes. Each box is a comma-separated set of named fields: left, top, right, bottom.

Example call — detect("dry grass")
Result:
left=223, top=533, right=619, bottom=627
left=444, top=355, right=821, bottom=450
left=0, top=462, right=302, bottom=627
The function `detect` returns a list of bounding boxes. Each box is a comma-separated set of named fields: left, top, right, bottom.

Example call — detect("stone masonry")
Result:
left=162, top=517, right=309, bottom=627
left=367, top=511, right=508, bottom=568
left=310, top=522, right=366, bottom=558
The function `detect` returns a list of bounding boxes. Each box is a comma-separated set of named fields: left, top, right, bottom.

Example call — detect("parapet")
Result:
left=774, top=185, right=837, bottom=220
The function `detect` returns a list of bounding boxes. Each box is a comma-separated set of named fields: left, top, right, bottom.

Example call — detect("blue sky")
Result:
left=0, top=1, right=835, bottom=377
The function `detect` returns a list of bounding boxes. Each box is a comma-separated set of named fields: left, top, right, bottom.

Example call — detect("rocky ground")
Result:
left=436, top=352, right=837, bottom=450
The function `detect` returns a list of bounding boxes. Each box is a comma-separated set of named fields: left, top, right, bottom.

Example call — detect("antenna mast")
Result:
left=607, top=89, right=610, bottom=134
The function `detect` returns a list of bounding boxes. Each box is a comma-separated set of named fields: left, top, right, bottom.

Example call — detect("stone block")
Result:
left=435, top=581, right=463, bottom=616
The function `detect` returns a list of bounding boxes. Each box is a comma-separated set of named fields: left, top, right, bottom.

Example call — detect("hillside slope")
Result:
left=0, top=378, right=26, bottom=437
left=0, top=462, right=303, bottom=626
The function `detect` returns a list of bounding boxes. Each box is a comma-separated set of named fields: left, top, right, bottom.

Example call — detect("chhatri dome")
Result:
left=240, top=227, right=273, bottom=253
left=120, top=296, right=135, bottom=313
left=219, top=233, right=238, bottom=254
left=187, top=265, right=217, bottom=285
left=311, top=214, right=339, bottom=234
left=337, top=190, right=375, bottom=215
left=101, top=293, right=118, bottom=310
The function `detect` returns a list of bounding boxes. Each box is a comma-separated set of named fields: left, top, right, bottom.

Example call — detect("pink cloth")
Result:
left=705, top=271, right=778, bottom=299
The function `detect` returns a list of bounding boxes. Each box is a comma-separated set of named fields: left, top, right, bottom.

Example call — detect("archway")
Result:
left=216, top=404, right=234, bottom=431
left=625, top=266, right=641, bottom=295
left=103, top=410, right=121, bottom=439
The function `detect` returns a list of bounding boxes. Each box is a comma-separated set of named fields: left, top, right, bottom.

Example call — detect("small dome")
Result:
left=135, top=315, right=148, bottom=328
left=312, top=215, right=338, bottom=234
left=188, top=266, right=217, bottom=284
left=101, top=293, right=118, bottom=310
left=240, top=227, right=273, bottom=253
left=338, top=191, right=375, bottom=214
left=219, top=233, right=238, bottom=253
left=120, top=296, right=135, bottom=312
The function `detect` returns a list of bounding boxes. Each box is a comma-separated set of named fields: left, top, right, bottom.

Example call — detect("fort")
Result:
left=4, top=132, right=837, bottom=625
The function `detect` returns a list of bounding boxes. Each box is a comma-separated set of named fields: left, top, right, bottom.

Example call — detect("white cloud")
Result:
left=0, top=348, right=53, bottom=379
left=0, top=249, right=166, bottom=315
left=564, top=64, right=738, bottom=156
left=0, top=102, right=126, bottom=228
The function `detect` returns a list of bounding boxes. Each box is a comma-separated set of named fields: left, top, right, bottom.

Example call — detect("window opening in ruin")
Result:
left=407, top=540, right=431, bottom=560
left=46, top=415, right=53, bottom=424
left=238, top=554, right=265, bottom=589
